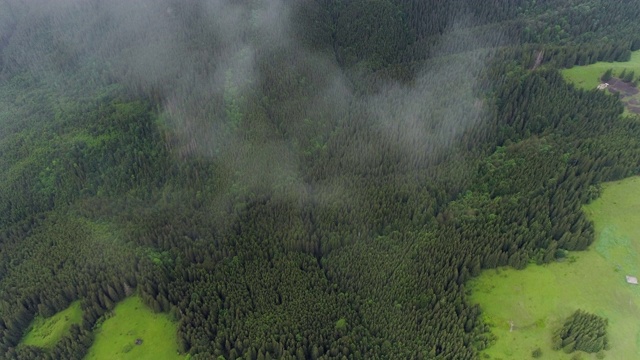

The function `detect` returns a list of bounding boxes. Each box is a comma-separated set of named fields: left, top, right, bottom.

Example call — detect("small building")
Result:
left=597, top=83, right=609, bottom=90
left=626, top=275, right=638, bottom=285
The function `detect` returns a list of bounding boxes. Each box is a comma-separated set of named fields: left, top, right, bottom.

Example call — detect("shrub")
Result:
left=531, top=347, right=543, bottom=358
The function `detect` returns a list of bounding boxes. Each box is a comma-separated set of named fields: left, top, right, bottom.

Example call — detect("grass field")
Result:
left=20, top=301, right=83, bottom=348
left=84, top=296, right=185, bottom=360
left=562, top=50, right=640, bottom=90
left=470, top=176, right=640, bottom=360
left=562, top=51, right=640, bottom=116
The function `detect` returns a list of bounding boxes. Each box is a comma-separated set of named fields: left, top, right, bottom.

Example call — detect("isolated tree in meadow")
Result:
left=531, top=347, right=543, bottom=358
left=601, top=68, right=613, bottom=82
left=555, top=310, right=608, bottom=354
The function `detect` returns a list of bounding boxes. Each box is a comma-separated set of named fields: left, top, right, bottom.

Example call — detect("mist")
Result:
left=0, top=0, right=505, bottom=204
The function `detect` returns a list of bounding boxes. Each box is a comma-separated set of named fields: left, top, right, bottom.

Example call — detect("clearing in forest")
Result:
left=84, top=295, right=185, bottom=360
left=562, top=50, right=640, bottom=115
left=470, top=176, right=640, bottom=360
left=20, top=301, right=83, bottom=349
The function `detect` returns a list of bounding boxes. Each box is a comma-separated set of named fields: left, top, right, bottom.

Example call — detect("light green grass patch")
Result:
left=85, top=296, right=185, bottom=360
left=562, top=50, right=640, bottom=90
left=21, top=301, right=83, bottom=348
left=470, top=176, right=640, bottom=360
left=562, top=51, right=640, bottom=116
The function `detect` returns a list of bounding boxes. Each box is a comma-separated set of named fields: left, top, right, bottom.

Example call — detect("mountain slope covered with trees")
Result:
left=1, top=0, right=639, bottom=359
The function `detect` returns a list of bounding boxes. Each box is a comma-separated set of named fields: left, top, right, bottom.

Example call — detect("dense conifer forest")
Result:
left=1, top=0, right=640, bottom=359
left=553, top=310, right=609, bottom=354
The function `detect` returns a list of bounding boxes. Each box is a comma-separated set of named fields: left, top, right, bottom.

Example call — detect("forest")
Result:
left=1, top=0, right=640, bottom=359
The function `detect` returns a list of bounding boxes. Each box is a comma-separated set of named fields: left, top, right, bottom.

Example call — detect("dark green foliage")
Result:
left=2, top=1, right=640, bottom=359
left=554, top=310, right=609, bottom=354
left=619, top=69, right=627, bottom=82
left=531, top=347, right=542, bottom=358
left=601, top=68, right=613, bottom=82
left=334, top=0, right=412, bottom=69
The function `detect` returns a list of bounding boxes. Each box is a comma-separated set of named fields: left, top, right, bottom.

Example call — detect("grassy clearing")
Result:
left=470, top=176, right=640, bottom=360
left=562, top=51, right=640, bottom=116
left=20, top=301, right=83, bottom=348
left=562, top=51, right=640, bottom=90
left=84, top=296, right=185, bottom=360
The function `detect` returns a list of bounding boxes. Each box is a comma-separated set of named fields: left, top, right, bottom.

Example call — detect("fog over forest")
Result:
left=2, top=0, right=506, bottom=211
left=1, top=0, right=640, bottom=359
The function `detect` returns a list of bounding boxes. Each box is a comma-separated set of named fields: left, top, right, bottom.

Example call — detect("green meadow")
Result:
left=562, top=51, right=640, bottom=117
left=562, top=50, right=640, bottom=90
left=470, top=176, right=640, bottom=360
left=84, top=296, right=185, bottom=360
left=21, top=301, right=83, bottom=349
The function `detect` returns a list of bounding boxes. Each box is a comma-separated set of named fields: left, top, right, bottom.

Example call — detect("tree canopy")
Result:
left=1, top=0, right=639, bottom=359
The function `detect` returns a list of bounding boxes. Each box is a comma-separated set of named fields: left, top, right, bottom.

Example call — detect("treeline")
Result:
left=111, top=70, right=639, bottom=358
left=1, top=0, right=640, bottom=359
left=0, top=213, right=137, bottom=358
left=326, top=0, right=640, bottom=69
left=129, top=69, right=638, bottom=358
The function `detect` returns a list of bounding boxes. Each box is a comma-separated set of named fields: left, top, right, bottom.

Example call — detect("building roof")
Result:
left=626, top=275, right=638, bottom=285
